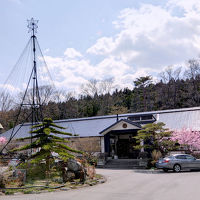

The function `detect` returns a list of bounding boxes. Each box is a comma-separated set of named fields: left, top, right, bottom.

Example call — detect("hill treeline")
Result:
left=1, top=59, right=200, bottom=131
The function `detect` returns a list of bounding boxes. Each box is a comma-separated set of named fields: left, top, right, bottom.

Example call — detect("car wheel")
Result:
left=163, top=169, right=168, bottom=172
left=173, top=164, right=181, bottom=172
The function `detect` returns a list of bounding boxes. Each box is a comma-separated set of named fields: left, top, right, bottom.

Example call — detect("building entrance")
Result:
left=109, top=132, right=139, bottom=159
left=101, top=119, right=142, bottom=159
left=117, top=139, right=129, bottom=158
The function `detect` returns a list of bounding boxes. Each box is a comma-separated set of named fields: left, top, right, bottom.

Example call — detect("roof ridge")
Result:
left=53, top=106, right=200, bottom=123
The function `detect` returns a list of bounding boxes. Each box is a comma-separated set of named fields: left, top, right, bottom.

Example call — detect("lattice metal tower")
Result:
left=0, top=18, right=43, bottom=155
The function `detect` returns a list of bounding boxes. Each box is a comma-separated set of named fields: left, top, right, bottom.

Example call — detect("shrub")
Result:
left=23, top=189, right=33, bottom=194
left=0, top=173, right=5, bottom=188
left=5, top=190, right=14, bottom=195
left=151, top=150, right=162, bottom=167
left=19, top=162, right=46, bottom=181
left=82, top=153, right=98, bottom=166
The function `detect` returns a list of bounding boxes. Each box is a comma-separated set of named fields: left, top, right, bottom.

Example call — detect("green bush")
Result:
left=19, top=161, right=62, bottom=183
left=5, top=190, right=14, bottom=195
left=19, top=162, right=46, bottom=181
left=23, top=189, right=34, bottom=194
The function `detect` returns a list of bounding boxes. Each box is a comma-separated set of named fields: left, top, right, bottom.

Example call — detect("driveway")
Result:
left=2, top=169, right=200, bottom=200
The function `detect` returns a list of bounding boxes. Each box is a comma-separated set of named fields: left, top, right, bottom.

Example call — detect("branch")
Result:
left=58, top=143, right=82, bottom=154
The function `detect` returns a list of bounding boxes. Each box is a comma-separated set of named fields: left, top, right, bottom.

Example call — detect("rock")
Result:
left=60, top=188, right=69, bottom=191
left=67, top=159, right=82, bottom=172
left=86, top=165, right=96, bottom=179
left=74, top=169, right=86, bottom=183
left=0, top=191, right=4, bottom=195
left=61, top=159, right=87, bottom=183
left=100, top=180, right=105, bottom=183
left=65, top=171, right=75, bottom=181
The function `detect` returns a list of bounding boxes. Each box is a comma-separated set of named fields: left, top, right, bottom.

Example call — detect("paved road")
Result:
left=2, top=169, right=200, bottom=200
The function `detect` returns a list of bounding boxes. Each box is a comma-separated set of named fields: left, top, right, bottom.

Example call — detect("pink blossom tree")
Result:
left=0, top=137, right=6, bottom=144
left=171, top=128, right=200, bottom=152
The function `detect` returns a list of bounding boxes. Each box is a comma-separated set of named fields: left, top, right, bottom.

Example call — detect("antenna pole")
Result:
left=0, top=18, right=44, bottom=156
left=27, top=18, right=40, bottom=154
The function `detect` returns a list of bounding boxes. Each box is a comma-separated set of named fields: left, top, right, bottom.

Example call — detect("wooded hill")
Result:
left=1, top=59, right=200, bottom=131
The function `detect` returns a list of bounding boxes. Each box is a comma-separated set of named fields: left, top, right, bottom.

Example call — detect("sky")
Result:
left=1, top=0, right=200, bottom=95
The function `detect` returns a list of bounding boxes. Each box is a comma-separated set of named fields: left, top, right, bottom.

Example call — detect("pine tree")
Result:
left=134, top=122, right=175, bottom=154
left=12, top=118, right=82, bottom=175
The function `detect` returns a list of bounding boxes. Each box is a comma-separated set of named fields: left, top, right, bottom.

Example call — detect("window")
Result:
left=141, top=115, right=153, bottom=120
left=175, top=155, right=186, bottom=159
left=128, top=114, right=154, bottom=121
left=185, top=155, right=195, bottom=160
left=128, top=116, right=140, bottom=121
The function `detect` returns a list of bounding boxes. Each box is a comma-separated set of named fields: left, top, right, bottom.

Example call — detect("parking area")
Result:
left=2, top=168, right=200, bottom=200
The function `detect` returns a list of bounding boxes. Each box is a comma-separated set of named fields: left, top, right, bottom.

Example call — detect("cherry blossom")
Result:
left=0, top=137, right=7, bottom=144
left=171, top=128, right=200, bottom=151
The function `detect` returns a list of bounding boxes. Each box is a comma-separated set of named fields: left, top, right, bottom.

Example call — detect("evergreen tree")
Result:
left=12, top=118, right=81, bottom=174
left=134, top=122, right=175, bottom=154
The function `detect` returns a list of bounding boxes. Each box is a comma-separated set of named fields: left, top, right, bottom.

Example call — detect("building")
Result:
left=2, top=107, right=200, bottom=159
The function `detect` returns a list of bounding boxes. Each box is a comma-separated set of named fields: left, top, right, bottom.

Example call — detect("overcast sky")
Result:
left=1, top=0, right=200, bottom=94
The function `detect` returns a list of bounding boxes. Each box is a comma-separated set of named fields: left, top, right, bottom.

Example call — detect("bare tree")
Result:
left=160, top=66, right=182, bottom=83
left=99, top=78, right=114, bottom=95
left=0, top=92, right=13, bottom=112
left=184, top=59, right=200, bottom=104
left=38, top=85, right=56, bottom=105
left=53, top=90, right=76, bottom=103
left=17, top=85, right=56, bottom=106
left=81, top=79, right=99, bottom=97
left=159, top=66, right=182, bottom=108
left=185, top=59, right=200, bottom=80
left=81, top=78, right=115, bottom=97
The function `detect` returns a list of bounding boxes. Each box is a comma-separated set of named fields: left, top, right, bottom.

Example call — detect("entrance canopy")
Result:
left=99, top=119, right=141, bottom=135
left=99, top=119, right=142, bottom=159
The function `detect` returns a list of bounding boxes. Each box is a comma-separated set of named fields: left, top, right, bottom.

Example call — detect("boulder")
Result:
left=65, top=171, right=75, bottom=182
left=61, top=159, right=87, bottom=183
left=67, top=159, right=82, bottom=172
